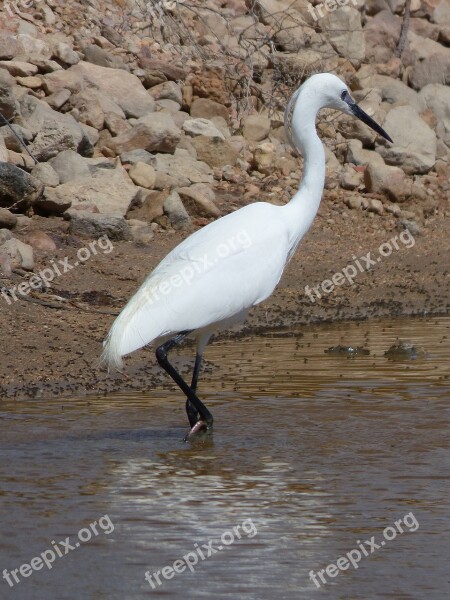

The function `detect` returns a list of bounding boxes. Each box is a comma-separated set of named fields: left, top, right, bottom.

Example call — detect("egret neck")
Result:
left=282, top=92, right=326, bottom=256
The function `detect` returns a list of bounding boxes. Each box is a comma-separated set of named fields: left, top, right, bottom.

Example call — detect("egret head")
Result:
left=316, top=72, right=393, bottom=143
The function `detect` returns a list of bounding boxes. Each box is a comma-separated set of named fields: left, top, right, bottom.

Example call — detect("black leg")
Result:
left=156, top=333, right=213, bottom=432
left=185, top=352, right=202, bottom=426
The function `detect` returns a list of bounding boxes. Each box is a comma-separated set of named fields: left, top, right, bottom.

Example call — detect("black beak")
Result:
left=343, top=92, right=393, bottom=143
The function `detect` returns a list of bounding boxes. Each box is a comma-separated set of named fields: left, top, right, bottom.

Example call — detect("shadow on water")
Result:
left=0, top=317, right=449, bottom=599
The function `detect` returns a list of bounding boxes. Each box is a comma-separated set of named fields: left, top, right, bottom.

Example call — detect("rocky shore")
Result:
left=0, top=0, right=448, bottom=399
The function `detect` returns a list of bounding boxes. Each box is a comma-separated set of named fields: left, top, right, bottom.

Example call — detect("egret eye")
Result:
left=341, top=90, right=348, bottom=101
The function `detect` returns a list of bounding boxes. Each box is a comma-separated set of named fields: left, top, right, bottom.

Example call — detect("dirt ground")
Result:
left=1, top=188, right=449, bottom=401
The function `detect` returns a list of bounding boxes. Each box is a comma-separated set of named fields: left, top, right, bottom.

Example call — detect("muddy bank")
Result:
left=1, top=196, right=449, bottom=400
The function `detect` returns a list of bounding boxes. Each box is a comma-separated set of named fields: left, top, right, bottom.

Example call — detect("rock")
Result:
left=128, top=162, right=156, bottom=188
left=42, top=67, right=83, bottom=95
left=29, top=57, right=62, bottom=73
left=364, top=10, right=401, bottom=63
left=104, top=112, right=130, bottom=137
left=210, top=116, right=231, bottom=139
left=385, top=202, right=401, bottom=216
left=31, top=162, right=60, bottom=187
left=433, top=0, right=450, bottom=24
left=16, top=34, right=52, bottom=59
left=1, top=237, right=34, bottom=270
left=127, top=219, right=154, bottom=244
left=190, top=98, right=229, bottom=121
left=16, top=76, right=42, bottom=89
left=20, top=95, right=92, bottom=160
left=54, top=43, right=80, bottom=66
left=83, top=45, right=127, bottom=70
left=106, top=112, right=181, bottom=155
left=376, top=105, right=437, bottom=174
left=68, top=89, right=105, bottom=130
left=243, top=114, right=271, bottom=142
left=0, top=60, right=38, bottom=77
left=183, top=118, right=225, bottom=139
left=0, top=124, right=33, bottom=153
left=0, top=35, right=23, bottom=60
left=0, top=229, right=13, bottom=245
left=120, top=149, right=155, bottom=165
left=67, top=210, right=132, bottom=240
left=0, top=136, right=8, bottom=163
left=253, top=142, right=275, bottom=175
left=127, top=189, right=165, bottom=223
left=0, top=69, right=19, bottom=120
left=177, top=184, right=221, bottom=218
left=156, top=99, right=181, bottom=112
left=0, top=208, right=17, bottom=228
left=73, top=61, right=154, bottom=118
left=364, top=163, right=408, bottom=202
left=163, top=190, right=192, bottom=230
left=49, top=150, right=91, bottom=183
left=340, top=164, right=362, bottom=190
left=0, top=163, right=44, bottom=210
left=44, top=166, right=138, bottom=215
left=35, top=188, right=72, bottom=215
left=23, top=230, right=57, bottom=252
left=148, top=81, right=183, bottom=104
left=45, top=88, right=71, bottom=110
left=399, top=219, right=421, bottom=236
left=367, top=198, right=384, bottom=215
left=346, top=139, right=385, bottom=166
left=409, top=52, right=450, bottom=90
left=80, top=123, right=100, bottom=148
left=322, top=6, right=365, bottom=62
left=419, top=83, right=450, bottom=147
left=138, top=57, right=187, bottom=84
left=190, top=135, right=239, bottom=168
left=154, top=148, right=214, bottom=185
left=356, top=75, right=422, bottom=111
left=345, top=196, right=363, bottom=210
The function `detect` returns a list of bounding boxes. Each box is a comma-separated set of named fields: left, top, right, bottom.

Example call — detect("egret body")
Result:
left=101, top=73, right=392, bottom=438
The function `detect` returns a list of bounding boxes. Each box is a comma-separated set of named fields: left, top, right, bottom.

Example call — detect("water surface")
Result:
left=1, top=317, right=449, bottom=599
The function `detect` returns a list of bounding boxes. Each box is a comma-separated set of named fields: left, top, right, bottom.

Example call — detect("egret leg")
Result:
left=155, top=333, right=213, bottom=436
left=186, top=352, right=202, bottom=426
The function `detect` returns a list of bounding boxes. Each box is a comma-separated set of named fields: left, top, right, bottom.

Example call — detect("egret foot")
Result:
left=184, top=419, right=212, bottom=442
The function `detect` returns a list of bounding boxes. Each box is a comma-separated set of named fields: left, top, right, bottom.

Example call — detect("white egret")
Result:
left=102, top=73, right=392, bottom=439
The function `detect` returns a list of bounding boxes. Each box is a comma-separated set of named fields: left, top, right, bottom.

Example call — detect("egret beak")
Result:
left=343, top=91, right=393, bottom=143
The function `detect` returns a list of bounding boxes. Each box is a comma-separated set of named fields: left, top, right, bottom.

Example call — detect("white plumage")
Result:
left=101, top=73, right=391, bottom=434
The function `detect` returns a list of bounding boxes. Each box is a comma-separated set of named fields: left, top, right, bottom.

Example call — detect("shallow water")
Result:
left=1, top=316, right=449, bottom=600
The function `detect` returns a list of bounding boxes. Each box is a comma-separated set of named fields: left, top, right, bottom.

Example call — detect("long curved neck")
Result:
left=282, top=96, right=326, bottom=254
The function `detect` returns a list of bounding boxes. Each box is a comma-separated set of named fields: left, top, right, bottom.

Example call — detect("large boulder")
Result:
left=19, top=95, right=92, bottom=160
left=67, top=211, right=132, bottom=240
left=72, top=61, right=155, bottom=118
left=43, top=166, right=138, bottom=216
left=105, top=112, right=181, bottom=155
left=49, top=150, right=91, bottom=183
left=0, top=162, right=44, bottom=210
left=418, top=83, right=450, bottom=146
left=190, top=135, right=239, bottom=168
left=376, top=105, right=437, bottom=174
left=154, top=148, right=214, bottom=186
left=322, top=6, right=365, bottom=62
